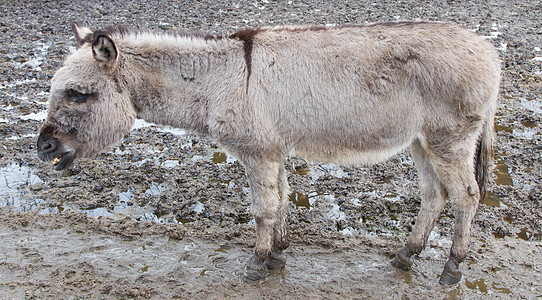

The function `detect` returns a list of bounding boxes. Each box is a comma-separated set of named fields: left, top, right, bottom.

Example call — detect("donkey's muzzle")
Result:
left=37, top=125, right=75, bottom=170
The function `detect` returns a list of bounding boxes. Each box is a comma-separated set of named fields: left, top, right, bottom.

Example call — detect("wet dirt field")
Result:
left=1, top=0, right=541, bottom=298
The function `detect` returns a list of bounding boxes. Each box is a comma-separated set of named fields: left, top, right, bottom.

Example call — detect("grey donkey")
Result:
left=37, top=21, right=500, bottom=285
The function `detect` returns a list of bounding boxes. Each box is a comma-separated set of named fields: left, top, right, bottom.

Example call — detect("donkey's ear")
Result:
left=72, top=22, right=93, bottom=46
left=91, top=33, right=118, bottom=69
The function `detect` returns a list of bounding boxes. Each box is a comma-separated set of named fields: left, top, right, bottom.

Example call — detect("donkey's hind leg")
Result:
left=433, top=158, right=480, bottom=285
left=242, top=158, right=282, bottom=281
left=423, top=135, right=481, bottom=285
left=392, top=139, right=448, bottom=271
left=265, top=163, right=290, bottom=270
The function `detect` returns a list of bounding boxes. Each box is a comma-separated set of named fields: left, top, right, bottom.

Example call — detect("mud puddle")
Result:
left=0, top=219, right=538, bottom=299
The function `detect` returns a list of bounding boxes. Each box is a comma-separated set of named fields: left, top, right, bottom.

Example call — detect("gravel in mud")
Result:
left=0, top=0, right=541, bottom=299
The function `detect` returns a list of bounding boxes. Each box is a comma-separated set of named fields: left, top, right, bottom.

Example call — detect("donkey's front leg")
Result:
left=264, top=163, right=290, bottom=270
left=242, top=158, right=282, bottom=281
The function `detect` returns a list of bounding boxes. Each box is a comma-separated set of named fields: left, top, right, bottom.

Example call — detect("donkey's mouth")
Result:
left=50, top=150, right=76, bottom=171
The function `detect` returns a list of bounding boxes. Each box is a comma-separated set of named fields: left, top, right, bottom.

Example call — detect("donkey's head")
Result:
left=37, top=23, right=136, bottom=170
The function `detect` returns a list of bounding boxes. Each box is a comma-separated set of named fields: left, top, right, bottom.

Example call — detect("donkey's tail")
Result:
left=475, top=101, right=497, bottom=200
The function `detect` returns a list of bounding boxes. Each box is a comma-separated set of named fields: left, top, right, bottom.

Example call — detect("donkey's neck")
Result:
left=119, top=32, right=247, bottom=135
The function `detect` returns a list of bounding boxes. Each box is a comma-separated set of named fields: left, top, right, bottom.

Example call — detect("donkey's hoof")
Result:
left=243, top=255, right=267, bottom=282
left=439, top=269, right=462, bottom=286
left=392, top=248, right=413, bottom=271
left=265, top=252, right=286, bottom=270
left=439, top=258, right=462, bottom=286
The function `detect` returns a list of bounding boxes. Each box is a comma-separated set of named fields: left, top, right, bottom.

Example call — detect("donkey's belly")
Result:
left=291, top=136, right=415, bottom=165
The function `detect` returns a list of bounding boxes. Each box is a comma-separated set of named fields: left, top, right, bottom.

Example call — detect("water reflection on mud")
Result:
left=288, top=190, right=330, bottom=209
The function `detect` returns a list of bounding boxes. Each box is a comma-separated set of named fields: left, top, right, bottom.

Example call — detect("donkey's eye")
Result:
left=66, top=89, right=92, bottom=103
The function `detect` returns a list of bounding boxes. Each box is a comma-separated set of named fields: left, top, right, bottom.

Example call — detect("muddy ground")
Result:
left=0, top=0, right=541, bottom=299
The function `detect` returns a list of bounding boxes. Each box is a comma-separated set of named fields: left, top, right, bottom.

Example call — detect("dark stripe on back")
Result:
left=230, top=28, right=260, bottom=92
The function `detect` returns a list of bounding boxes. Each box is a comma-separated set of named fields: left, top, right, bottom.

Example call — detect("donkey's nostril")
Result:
left=41, top=141, right=54, bottom=151
left=38, top=138, right=57, bottom=153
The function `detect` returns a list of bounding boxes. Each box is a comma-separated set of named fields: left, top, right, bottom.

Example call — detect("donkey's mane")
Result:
left=97, top=24, right=223, bottom=42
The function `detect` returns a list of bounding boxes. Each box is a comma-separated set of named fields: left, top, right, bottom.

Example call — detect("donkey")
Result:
left=37, top=21, right=500, bottom=285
